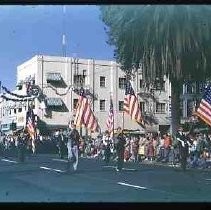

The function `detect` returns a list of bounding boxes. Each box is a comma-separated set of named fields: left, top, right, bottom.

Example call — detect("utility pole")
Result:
left=62, top=5, right=66, bottom=57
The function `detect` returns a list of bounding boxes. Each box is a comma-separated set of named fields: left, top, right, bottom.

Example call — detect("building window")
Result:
left=139, top=79, right=144, bottom=88
left=119, top=101, right=124, bottom=111
left=14, top=109, right=17, bottom=114
left=199, top=82, right=206, bottom=94
left=155, top=80, right=165, bottom=91
left=74, top=75, right=85, bottom=87
left=100, top=100, right=105, bottom=111
left=73, top=99, right=78, bottom=109
left=186, top=83, right=193, bottom=94
left=100, top=76, right=106, bottom=87
left=119, top=78, right=126, bottom=89
left=18, top=108, right=22, bottom=113
left=83, top=69, right=87, bottom=76
left=187, top=100, right=194, bottom=117
left=156, top=103, right=166, bottom=114
left=140, top=102, right=145, bottom=113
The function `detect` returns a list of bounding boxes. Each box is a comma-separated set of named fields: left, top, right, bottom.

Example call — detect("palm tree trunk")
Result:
left=170, top=81, right=182, bottom=135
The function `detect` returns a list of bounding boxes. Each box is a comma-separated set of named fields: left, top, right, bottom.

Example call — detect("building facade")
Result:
left=0, top=55, right=172, bottom=135
left=180, top=81, right=209, bottom=125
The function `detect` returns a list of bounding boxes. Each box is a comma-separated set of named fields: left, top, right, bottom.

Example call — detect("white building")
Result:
left=180, top=81, right=208, bottom=125
left=0, top=55, right=172, bottom=135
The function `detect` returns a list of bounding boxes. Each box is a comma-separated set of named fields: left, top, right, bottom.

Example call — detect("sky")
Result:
left=0, top=5, right=115, bottom=90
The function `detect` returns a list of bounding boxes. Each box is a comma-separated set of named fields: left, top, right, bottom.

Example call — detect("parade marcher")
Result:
left=103, top=131, right=111, bottom=165
left=115, top=126, right=126, bottom=172
left=176, top=127, right=189, bottom=171
left=57, top=129, right=66, bottom=159
left=17, top=133, right=26, bottom=163
left=66, top=121, right=80, bottom=172
left=25, top=133, right=32, bottom=158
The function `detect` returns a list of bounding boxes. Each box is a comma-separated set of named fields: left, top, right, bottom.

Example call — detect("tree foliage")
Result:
left=100, top=5, right=211, bottom=85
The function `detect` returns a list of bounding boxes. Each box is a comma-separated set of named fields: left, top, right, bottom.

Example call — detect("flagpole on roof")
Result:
left=62, top=5, right=66, bottom=57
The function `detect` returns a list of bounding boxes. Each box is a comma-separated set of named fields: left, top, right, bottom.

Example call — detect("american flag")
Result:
left=74, top=88, right=99, bottom=132
left=195, top=84, right=211, bottom=126
left=124, top=80, right=144, bottom=126
left=106, top=96, right=114, bottom=133
left=26, top=108, right=36, bottom=139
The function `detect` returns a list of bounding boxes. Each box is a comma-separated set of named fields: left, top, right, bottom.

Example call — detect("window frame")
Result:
left=100, top=99, right=106, bottom=111
left=100, top=76, right=106, bottom=88
left=73, top=99, right=78, bottom=109
left=119, top=77, right=126, bottom=89
left=119, top=101, right=124, bottom=111
left=156, top=102, right=166, bottom=114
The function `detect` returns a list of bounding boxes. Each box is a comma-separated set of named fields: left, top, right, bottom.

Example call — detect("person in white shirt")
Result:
left=66, top=121, right=80, bottom=172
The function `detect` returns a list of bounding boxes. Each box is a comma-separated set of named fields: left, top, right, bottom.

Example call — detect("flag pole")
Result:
left=122, top=111, right=125, bottom=130
left=110, top=92, right=114, bottom=137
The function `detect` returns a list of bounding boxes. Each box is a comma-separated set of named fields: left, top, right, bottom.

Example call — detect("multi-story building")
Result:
left=0, top=82, right=35, bottom=133
left=0, top=55, right=172, bottom=135
left=180, top=81, right=208, bottom=125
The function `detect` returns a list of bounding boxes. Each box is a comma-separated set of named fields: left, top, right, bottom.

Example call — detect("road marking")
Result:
left=1, top=158, right=17, bottom=163
left=122, top=168, right=137, bottom=171
left=40, top=166, right=65, bottom=173
left=103, top=166, right=137, bottom=171
left=102, top=166, right=116, bottom=168
left=118, top=182, right=147, bottom=190
left=52, top=158, right=68, bottom=163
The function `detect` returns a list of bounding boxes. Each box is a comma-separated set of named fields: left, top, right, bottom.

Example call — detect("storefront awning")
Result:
left=46, top=73, right=62, bottom=81
left=46, top=97, right=63, bottom=106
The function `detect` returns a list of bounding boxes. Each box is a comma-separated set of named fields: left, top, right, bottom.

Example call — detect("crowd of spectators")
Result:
left=1, top=129, right=211, bottom=170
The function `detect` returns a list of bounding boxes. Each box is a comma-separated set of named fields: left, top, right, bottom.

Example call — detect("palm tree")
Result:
left=100, top=5, right=211, bottom=134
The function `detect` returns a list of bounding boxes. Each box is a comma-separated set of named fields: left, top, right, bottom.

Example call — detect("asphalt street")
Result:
left=0, top=153, right=211, bottom=202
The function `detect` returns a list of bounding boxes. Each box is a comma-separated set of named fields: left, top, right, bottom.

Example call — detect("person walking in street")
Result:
left=176, top=127, right=189, bottom=171
left=103, top=130, right=111, bottom=165
left=57, top=129, right=66, bottom=159
left=66, top=120, right=80, bottom=172
left=115, top=126, right=126, bottom=172
left=17, top=133, right=26, bottom=163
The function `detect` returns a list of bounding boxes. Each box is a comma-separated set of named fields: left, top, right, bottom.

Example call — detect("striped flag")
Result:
left=26, top=108, right=36, bottom=139
left=74, top=88, right=99, bottom=132
left=124, top=80, right=144, bottom=126
left=195, top=84, right=211, bottom=126
left=106, top=96, right=114, bottom=133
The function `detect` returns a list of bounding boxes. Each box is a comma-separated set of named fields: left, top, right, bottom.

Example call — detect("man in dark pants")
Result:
left=115, top=127, right=126, bottom=172
left=176, top=127, right=189, bottom=171
left=58, top=129, right=66, bottom=159
left=17, top=133, right=26, bottom=163
left=103, top=130, right=111, bottom=165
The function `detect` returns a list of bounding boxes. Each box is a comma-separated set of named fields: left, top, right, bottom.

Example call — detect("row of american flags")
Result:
left=24, top=82, right=211, bottom=139
left=74, top=80, right=144, bottom=134
left=65, top=82, right=211, bottom=133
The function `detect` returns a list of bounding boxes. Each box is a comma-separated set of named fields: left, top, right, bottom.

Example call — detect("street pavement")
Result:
left=0, top=153, right=211, bottom=203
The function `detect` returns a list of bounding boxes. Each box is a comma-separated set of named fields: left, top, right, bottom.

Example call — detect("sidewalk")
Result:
left=139, top=159, right=211, bottom=172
